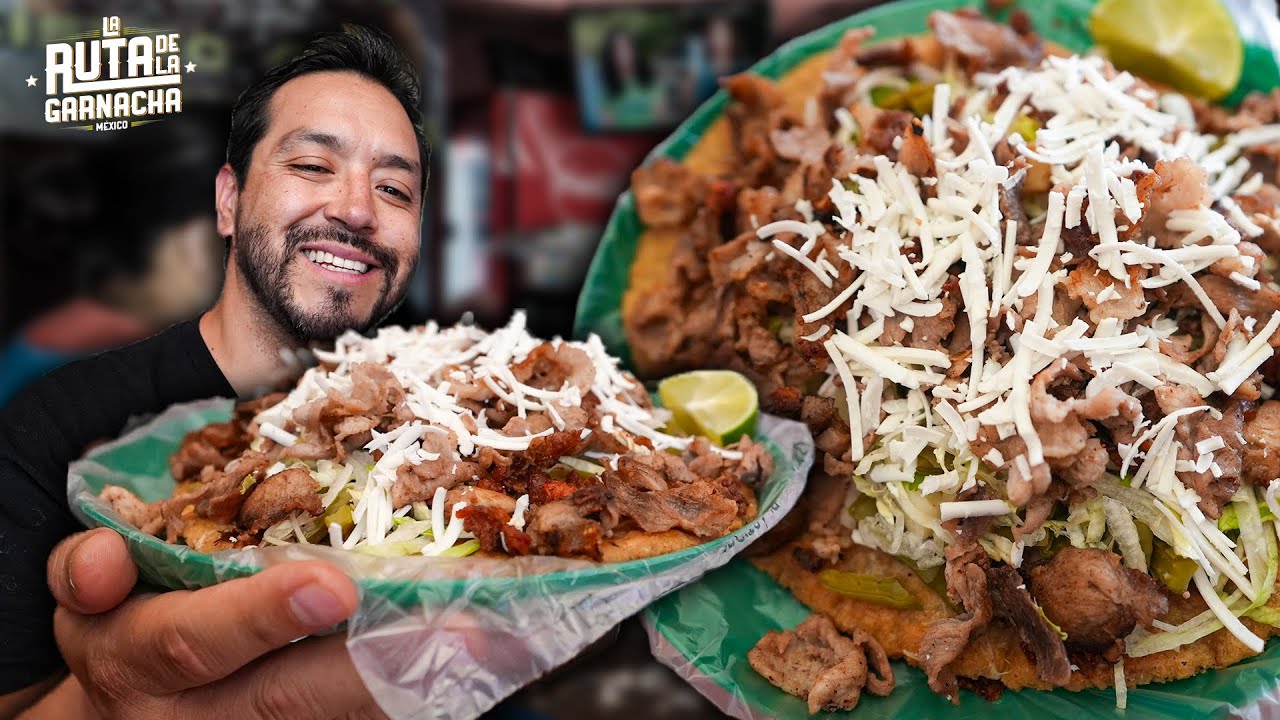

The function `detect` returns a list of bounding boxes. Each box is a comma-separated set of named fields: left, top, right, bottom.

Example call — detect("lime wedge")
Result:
left=1090, top=0, right=1242, bottom=100
left=658, top=370, right=759, bottom=446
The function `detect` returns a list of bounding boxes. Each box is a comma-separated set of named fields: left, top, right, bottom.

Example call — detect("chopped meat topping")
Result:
left=1244, top=400, right=1280, bottom=486
left=238, top=468, right=322, bottom=534
left=526, top=499, right=604, bottom=560
left=929, top=8, right=1042, bottom=72
left=1028, top=547, right=1168, bottom=657
left=748, top=614, right=894, bottom=714
left=918, top=547, right=992, bottom=700
left=100, top=486, right=164, bottom=536
left=598, top=475, right=740, bottom=538
left=919, top=496, right=997, bottom=699
left=631, top=158, right=709, bottom=229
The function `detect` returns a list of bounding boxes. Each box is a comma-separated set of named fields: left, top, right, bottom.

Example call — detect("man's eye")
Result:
left=379, top=185, right=409, bottom=201
left=291, top=164, right=328, bottom=173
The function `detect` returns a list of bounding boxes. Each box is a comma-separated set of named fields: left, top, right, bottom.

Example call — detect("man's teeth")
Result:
left=302, top=249, right=369, bottom=274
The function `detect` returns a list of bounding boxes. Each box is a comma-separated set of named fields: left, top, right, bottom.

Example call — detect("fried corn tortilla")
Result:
left=752, top=541, right=1280, bottom=692
left=601, top=486, right=758, bottom=564
left=622, top=52, right=830, bottom=339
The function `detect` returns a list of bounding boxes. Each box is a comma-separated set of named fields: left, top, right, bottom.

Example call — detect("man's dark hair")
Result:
left=226, top=24, right=429, bottom=197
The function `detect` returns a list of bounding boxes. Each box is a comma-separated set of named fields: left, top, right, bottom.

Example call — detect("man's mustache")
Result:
left=283, top=224, right=399, bottom=275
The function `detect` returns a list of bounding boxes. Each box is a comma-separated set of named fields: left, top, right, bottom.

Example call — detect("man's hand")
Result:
left=46, top=528, right=383, bottom=719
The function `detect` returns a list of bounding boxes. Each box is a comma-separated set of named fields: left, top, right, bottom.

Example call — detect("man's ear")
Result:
left=214, top=163, right=239, bottom=239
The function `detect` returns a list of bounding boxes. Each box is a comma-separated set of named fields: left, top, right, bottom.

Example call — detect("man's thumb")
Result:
left=47, top=528, right=138, bottom=614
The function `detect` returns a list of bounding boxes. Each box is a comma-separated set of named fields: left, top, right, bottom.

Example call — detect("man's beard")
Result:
left=234, top=221, right=411, bottom=343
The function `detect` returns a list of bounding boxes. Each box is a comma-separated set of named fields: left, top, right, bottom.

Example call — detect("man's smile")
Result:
left=297, top=241, right=382, bottom=283
left=302, top=249, right=369, bottom=274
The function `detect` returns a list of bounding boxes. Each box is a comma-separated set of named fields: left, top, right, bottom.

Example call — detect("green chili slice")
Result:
left=818, top=569, right=922, bottom=609
left=1152, top=542, right=1199, bottom=594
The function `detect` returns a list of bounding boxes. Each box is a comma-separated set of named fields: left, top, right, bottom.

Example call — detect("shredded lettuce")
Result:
left=1083, top=496, right=1107, bottom=545
left=1010, top=114, right=1040, bottom=143
left=850, top=475, right=947, bottom=567
left=382, top=519, right=433, bottom=544
left=979, top=534, right=1017, bottom=565
left=1218, top=503, right=1277, bottom=532
left=355, top=537, right=431, bottom=557
left=316, top=459, right=359, bottom=509
left=557, top=456, right=607, bottom=476
left=1129, top=489, right=1279, bottom=654
left=853, top=513, right=945, bottom=569
left=352, top=518, right=435, bottom=557
left=1234, top=485, right=1276, bottom=611
left=438, top=539, right=482, bottom=558
left=1247, top=605, right=1280, bottom=627
left=1040, top=499, right=1107, bottom=550
left=887, top=484, right=948, bottom=537
left=1101, top=498, right=1147, bottom=571
left=1094, top=474, right=1198, bottom=560
left=1127, top=590, right=1247, bottom=657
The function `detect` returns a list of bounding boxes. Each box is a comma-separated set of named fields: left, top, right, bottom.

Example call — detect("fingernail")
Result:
left=289, top=583, right=349, bottom=628
left=66, top=538, right=92, bottom=597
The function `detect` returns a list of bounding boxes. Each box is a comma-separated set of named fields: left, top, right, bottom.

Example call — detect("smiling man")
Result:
left=0, top=26, right=427, bottom=718
left=203, top=33, right=428, bottom=396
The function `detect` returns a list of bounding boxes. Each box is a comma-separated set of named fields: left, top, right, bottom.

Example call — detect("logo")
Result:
left=26, top=16, right=194, bottom=131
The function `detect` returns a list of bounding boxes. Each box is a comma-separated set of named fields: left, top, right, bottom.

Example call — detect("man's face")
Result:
left=218, top=71, right=423, bottom=342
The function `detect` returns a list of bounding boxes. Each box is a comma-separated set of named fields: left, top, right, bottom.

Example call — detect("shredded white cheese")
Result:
left=939, top=499, right=1012, bottom=522
left=755, top=51, right=1280, bottom=637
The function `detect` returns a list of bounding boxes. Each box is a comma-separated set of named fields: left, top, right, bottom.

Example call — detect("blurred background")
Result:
left=0, top=0, right=880, bottom=716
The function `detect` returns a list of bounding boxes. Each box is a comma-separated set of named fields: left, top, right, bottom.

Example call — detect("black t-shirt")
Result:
left=0, top=318, right=233, bottom=694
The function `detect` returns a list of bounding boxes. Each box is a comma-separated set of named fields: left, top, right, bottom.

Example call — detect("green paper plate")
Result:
left=572, top=0, right=1280, bottom=716
left=71, top=401, right=815, bottom=609
left=645, top=559, right=1280, bottom=719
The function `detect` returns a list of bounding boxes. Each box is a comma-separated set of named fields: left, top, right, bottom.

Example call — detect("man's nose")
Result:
left=324, top=173, right=377, bottom=234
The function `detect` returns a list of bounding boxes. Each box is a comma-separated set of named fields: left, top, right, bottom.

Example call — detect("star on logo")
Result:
left=25, top=75, right=37, bottom=87
left=185, top=62, right=196, bottom=73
